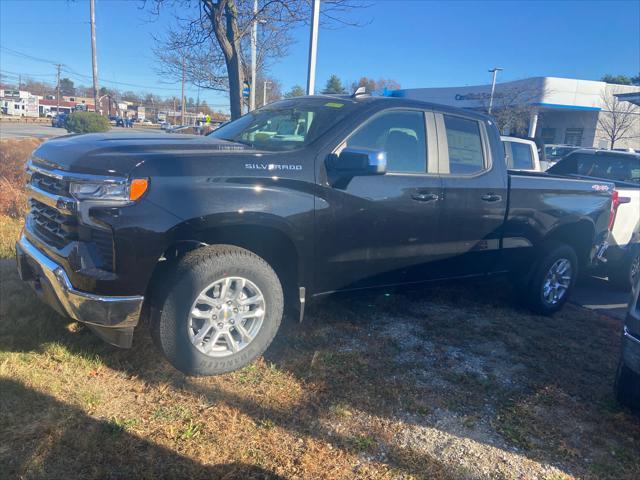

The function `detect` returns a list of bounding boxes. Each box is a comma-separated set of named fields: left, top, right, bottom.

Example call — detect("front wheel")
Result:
left=151, top=245, right=284, bottom=376
left=520, top=242, right=578, bottom=315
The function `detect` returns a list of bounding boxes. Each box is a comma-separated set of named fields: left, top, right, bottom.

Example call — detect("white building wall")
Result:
left=400, top=77, right=640, bottom=149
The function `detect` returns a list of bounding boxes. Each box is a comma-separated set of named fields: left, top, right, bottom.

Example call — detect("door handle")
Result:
left=481, top=193, right=502, bottom=202
left=412, top=192, right=440, bottom=202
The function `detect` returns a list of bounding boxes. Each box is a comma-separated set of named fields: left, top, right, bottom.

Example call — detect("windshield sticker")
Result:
left=324, top=102, right=344, bottom=108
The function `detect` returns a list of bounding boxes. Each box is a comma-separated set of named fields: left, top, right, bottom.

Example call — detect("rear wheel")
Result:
left=151, top=245, right=283, bottom=376
left=520, top=242, right=578, bottom=315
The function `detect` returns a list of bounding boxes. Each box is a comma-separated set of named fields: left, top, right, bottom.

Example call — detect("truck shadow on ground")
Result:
left=2, top=259, right=639, bottom=479
left=0, top=378, right=286, bottom=480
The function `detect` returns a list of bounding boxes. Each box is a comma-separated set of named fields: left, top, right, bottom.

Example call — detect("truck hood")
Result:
left=31, top=133, right=249, bottom=177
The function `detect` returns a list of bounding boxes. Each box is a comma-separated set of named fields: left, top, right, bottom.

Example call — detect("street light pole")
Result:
left=487, top=67, right=502, bottom=115
left=90, top=0, right=99, bottom=114
left=250, top=0, right=258, bottom=111
left=263, top=80, right=271, bottom=106
left=306, top=0, right=320, bottom=95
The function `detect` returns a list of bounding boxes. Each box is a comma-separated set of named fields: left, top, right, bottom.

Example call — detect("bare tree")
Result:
left=480, top=83, right=546, bottom=136
left=598, top=89, right=639, bottom=149
left=149, top=0, right=367, bottom=119
left=351, top=76, right=400, bottom=93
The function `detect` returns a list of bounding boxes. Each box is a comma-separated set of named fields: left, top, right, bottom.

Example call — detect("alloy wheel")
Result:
left=188, top=276, right=266, bottom=357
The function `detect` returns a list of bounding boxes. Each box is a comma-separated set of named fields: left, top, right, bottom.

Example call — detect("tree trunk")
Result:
left=208, top=0, right=244, bottom=120
left=226, top=52, right=243, bottom=120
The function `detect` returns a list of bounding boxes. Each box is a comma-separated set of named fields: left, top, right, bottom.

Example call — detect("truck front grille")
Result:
left=30, top=199, right=78, bottom=248
left=30, top=171, right=70, bottom=197
left=26, top=162, right=116, bottom=272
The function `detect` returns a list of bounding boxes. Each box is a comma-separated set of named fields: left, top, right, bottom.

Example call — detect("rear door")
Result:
left=431, top=113, right=508, bottom=277
left=314, top=108, right=444, bottom=293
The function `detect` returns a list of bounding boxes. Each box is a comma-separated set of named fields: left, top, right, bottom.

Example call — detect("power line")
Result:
left=62, top=66, right=183, bottom=92
left=0, top=69, right=56, bottom=79
left=0, top=46, right=62, bottom=65
left=1, top=45, right=183, bottom=93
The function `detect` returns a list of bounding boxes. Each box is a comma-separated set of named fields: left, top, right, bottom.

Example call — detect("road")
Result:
left=573, top=276, right=630, bottom=321
left=0, top=122, right=166, bottom=140
left=0, top=122, right=67, bottom=139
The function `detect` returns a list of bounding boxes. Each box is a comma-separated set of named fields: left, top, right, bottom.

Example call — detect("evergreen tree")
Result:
left=321, top=75, right=346, bottom=94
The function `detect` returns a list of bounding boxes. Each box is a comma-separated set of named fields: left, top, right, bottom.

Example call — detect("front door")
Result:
left=314, top=109, right=444, bottom=293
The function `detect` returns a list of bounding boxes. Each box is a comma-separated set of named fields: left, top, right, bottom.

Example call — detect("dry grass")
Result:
left=0, top=137, right=41, bottom=218
left=0, top=216, right=23, bottom=259
left=1, top=215, right=639, bottom=479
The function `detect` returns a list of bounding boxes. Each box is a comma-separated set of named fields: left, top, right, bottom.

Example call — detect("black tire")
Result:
left=151, top=245, right=283, bottom=376
left=519, top=242, right=578, bottom=315
left=615, top=359, right=640, bottom=411
left=609, top=247, right=640, bottom=292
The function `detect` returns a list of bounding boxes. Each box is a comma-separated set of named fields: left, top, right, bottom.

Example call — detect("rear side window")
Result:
left=443, top=115, right=485, bottom=174
left=551, top=153, right=640, bottom=184
left=346, top=110, right=427, bottom=173
left=510, top=142, right=534, bottom=169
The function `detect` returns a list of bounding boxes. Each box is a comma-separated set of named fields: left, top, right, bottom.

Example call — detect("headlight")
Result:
left=69, top=178, right=148, bottom=203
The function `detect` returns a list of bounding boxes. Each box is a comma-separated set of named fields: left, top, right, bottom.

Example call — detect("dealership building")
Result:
left=399, top=77, right=640, bottom=150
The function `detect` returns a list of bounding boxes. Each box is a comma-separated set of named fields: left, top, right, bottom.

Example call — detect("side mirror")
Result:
left=326, top=147, right=387, bottom=177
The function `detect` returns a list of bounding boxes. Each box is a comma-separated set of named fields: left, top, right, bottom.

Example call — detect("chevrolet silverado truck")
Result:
left=16, top=95, right=613, bottom=375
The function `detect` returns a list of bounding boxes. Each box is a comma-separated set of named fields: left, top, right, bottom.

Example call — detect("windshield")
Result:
left=208, top=98, right=356, bottom=151
left=545, top=146, right=578, bottom=159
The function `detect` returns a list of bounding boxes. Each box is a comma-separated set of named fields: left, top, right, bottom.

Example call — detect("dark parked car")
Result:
left=16, top=95, right=613, bottom=375
left=548, top=149, right=640, bottom=290
left=615, top=278, right=640, bottom=410
left=51, top=113, right=67, bottom=128
left=543, top=144, right=581, bottom=168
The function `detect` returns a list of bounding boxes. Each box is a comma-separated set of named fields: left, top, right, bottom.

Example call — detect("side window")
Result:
left=443, top=115, right=485, bottom=174
left=510, top=142, right=534, bottom=169
left=346, top=110, right=427, bottom=173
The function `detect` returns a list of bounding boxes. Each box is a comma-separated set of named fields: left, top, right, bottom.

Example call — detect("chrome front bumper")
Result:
left=15, top=234, right=143, bottom=348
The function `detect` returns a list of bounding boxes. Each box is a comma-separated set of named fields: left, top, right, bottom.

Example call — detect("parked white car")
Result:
left=501, top=136, right=541, bottom=172
left=548, top=149, right=640, bottom=289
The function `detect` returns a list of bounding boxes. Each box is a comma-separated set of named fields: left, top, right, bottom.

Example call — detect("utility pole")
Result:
left=55, top=64, right=62, bottom=115
left=90, top=0, right=100, bottom=114
left=487, top=67, right=502, bottom=115
left=180, top=57, right=186, bottom=124
left=262, top=80, right=271, bottom=107
left=250, top=0, right=258, bottom=111
left=306, top=0, right=320, bottom=95
left=18, top=74, right=21, bottom=90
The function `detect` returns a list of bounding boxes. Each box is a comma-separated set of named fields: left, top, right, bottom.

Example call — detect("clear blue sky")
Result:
left=1, top=0, right=638, bottom=112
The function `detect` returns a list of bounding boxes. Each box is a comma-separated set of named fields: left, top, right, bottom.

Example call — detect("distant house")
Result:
left=38, top=98, right=95, bottom=116
left=1, top=89, right=39, bottom=117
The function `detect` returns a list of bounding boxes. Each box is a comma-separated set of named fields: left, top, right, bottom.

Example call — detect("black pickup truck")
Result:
left=16, top=95, right=613, bottom=375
